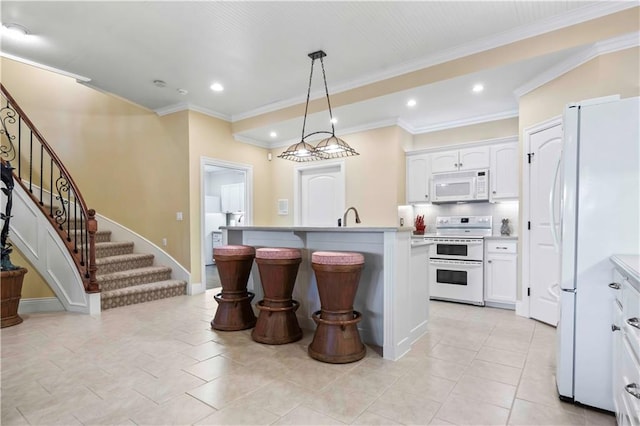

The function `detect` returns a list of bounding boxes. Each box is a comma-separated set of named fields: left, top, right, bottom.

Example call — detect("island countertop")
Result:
left=221, top=225, right=413, bottom=233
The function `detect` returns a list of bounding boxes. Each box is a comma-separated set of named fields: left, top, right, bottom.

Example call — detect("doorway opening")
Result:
left=200, top=157, right=253, bottom=290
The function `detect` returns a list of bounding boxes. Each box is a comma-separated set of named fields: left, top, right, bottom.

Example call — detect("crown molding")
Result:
left=412, top=110, right=519, bottom=135
left=1, top=51, right=91, bottom=82
left=230, top=2, right=635, bottom=122
left=406, top=135, right=518, bottom=156
left=514, top=31, right=640, bottom=98
left=155, top=102, right=231, bottom=121
left=232, top=134, right=272, bottom=149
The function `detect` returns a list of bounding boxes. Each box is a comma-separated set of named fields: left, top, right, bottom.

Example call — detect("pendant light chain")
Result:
left=300, top=56, right=316, bottom=141
left=319, top=56, right=336, bottom=135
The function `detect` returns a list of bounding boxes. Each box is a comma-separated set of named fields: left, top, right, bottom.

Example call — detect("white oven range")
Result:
left=425, top=216, right=492, bottom=306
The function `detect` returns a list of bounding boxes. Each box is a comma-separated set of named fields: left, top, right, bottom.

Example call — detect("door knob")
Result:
left=611, top=324, right=620, bottom=332
left=608, top=282, right=621, bottom=290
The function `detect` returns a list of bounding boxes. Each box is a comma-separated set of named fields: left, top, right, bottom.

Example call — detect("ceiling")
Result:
left=0, top=1, right=634, bottom=148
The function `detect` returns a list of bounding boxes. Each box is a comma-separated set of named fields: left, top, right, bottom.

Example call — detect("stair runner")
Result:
left=90, top=229, right=187, bottom=310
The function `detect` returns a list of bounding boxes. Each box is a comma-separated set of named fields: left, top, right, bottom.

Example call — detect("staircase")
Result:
left=78, top=222, right=187, bottom=310
left=2, top=83, right=188, bottom=313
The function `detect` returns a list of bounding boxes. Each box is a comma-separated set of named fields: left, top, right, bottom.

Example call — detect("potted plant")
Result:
left=1, top=160, right=27, bottom=327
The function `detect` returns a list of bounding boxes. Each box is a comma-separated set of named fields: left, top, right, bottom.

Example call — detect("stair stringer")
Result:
left=10, top=182, right=100, bottom=314
left=95, top=214, right=194, bottom=294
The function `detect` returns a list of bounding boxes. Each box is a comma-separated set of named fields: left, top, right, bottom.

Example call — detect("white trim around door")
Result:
left=519, top=115, right=562, bottom=319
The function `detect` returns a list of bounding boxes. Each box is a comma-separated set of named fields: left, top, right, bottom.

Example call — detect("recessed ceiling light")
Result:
left=472, top=84, right=484, bottom=93
left=176, top=88, right=188, bottom=95
left=153, top=80, right=167, bottom=88
left=270, top=131, right=277, bottom=138
left=407, top=99, right=417, bottom=107
left=210, top=82, right=224, bottom=92
left=330, top=117, right=338, bottom=124
left=2, top=23, right=29, bottom=41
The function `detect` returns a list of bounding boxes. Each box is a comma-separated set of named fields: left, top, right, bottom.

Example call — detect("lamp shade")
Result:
left=314, top=135, right=359, bottom=159
left=277, top=141, right=325, bottom=162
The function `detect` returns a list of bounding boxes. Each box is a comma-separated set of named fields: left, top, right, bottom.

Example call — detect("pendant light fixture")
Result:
left=278, top=50, right=359, bottom=162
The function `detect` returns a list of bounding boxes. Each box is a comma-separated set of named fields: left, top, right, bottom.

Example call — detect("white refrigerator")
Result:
left=556, top=96, right=639, bottom=411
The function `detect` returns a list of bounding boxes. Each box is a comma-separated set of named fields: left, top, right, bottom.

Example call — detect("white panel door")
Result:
left=528, top=123, right=562, bottom=326
left=300, top=165, right=344, bottom=227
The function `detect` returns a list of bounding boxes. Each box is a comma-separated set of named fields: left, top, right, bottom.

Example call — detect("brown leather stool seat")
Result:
left=210, top=245, right=257, bottom=331
left=252, top=247, right=303, bottom=344
left=308, top=251, right=366, bottom=363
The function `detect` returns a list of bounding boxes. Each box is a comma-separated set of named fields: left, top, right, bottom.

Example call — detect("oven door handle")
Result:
left=429, top=259, right=483, bottom=267
left=426, top=239, right=484, bottom=245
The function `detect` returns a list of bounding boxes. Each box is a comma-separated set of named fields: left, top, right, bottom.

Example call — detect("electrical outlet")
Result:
left=162, top=238, right=167, bottom=246
left=176, top=212, right=183, bottom=221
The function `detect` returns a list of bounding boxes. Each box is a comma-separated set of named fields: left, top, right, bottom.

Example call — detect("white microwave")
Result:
left=431, top=169, right=489, bottom=203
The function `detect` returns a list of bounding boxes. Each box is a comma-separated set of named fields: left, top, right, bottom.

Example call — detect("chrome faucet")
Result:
left=342, top=207, right=361, bottom=227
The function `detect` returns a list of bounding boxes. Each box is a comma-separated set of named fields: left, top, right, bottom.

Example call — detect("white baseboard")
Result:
left=188, top=282, right=205, bottom=295
left=18, top=297, right=65, bottom=314
left=516, top=300, right=530, bottom=318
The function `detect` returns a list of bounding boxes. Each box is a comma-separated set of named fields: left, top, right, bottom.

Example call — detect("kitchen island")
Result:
left=222, top=226, right=428, bottom=360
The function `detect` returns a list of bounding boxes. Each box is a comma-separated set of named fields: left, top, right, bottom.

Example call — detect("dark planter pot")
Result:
left=1, top=267, right=27, bottom=328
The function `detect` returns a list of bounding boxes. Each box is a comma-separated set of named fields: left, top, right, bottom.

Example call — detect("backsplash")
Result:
left=398, top=201, right=519, bottom=236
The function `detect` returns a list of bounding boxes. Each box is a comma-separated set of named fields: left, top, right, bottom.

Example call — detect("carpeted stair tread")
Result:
left=97, top=265, right=173, bottom=291
left=96, top=253, right=155, bottom=275
left=100, top=279, right=187, bottom=310
left=70, top=229, right=111, bottom=243
left=95, top=241, right=134, bottom=258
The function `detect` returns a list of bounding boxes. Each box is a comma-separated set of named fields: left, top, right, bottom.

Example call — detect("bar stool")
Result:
left=308, top=251, right=366, bottom=363
left=252, top=247, right=303, bottom=344
left=211, top=245, right=257, bottom=331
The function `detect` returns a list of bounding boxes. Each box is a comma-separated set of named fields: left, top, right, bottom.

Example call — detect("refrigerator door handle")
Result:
left=549, top=156, right=562, bottom=253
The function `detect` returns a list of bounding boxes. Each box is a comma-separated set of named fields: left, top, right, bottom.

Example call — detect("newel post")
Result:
left=86, top=209, right=99, bottom=292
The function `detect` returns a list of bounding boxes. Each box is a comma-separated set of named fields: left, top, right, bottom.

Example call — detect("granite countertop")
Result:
left=610, top=255, right=640, bottom=292
left=222, top=226, right=413, bottom=233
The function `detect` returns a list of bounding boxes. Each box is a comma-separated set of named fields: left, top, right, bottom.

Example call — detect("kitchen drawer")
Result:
left=485, top=241, right=516, bottom=254
left=621, top=335, right=640, bottom=426
left=623, top=281, right=640, bottom=360
left=611, top=268, right=625, bottom=307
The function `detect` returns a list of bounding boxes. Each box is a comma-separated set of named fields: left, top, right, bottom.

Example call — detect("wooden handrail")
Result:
left=0, top=83, right=98, bottom=292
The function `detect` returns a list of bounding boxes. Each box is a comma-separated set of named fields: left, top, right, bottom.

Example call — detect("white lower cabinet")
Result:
left=484, top=240, right=517, bottom=308
left=611, top=261, right=640, bottom=426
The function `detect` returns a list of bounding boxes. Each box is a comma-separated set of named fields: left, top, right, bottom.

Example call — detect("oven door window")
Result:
left=436, top=268, right=468, bottom=286
left=436, top=244, right=468, bottom=257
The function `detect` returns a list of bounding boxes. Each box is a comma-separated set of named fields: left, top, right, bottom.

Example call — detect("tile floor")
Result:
left=1, top=294, right=616, bottom=425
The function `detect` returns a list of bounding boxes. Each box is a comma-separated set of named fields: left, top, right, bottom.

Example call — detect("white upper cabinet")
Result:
left=431, top=146, right=489, bottom=173
left=220, top=182, right=245, bottom=213
left=490, top=143, right=519, bottom=201
left=406, top=154, right=431, bottom=203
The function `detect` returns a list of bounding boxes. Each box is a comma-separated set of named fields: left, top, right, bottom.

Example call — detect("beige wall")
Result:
left=412, top=118, right=519, bottom=150
left=519, top=47, right=640, bottom=133
left=1, top=58, right=192, bottom=271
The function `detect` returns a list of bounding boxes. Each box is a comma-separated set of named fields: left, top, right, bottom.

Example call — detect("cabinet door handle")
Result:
left=625, top=383, right=640, bottom=399
left=459, top=163, right=463, bottom=168
left=611, top=324, right=620, bottom=332
left=626, top=317, right=640, bottom=329
left=497, top=247, right=508, bottom=250
left=454, top=163, right=458, bottom=167
left=492, top=190, right=497, bottom=194
left=608, top=282, right=621, bottom=290
left=487, top=260, right=492, bottom=263
left=425, top=194, right=429, bottom=199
